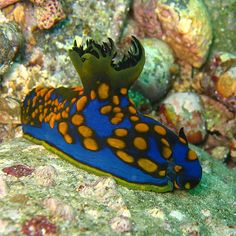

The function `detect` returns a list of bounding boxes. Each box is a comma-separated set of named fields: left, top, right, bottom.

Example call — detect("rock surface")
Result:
left=0, top=137, right=235, bottom=235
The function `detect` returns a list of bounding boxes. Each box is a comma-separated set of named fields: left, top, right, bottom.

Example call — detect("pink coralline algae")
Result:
left=157, top=92, right=206, bottom=144
left=132, top=0, right=212, bottom=69
left=193, top=52, right=236, bottom=112
left=2, top=164, right=34, bottom=178
left=21, top=215, right=57, bottom=236
left=30, top=0, right=65, bottom=30
left=133, top=0, right=162, bottom=38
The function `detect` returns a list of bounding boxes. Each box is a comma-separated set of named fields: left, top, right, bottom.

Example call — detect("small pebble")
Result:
left=2, top=164, right=34, bottom=178
left=0, top=175, right=7, bottom=198
left=43, top=198, right=74, bottom=220
left=109, top=216, right=133, bottom=233
left=148, top=208, right=165, bottom=220
left=169, top=210, right=185, bottom=221
left=34, top=165, right=57, bottom=187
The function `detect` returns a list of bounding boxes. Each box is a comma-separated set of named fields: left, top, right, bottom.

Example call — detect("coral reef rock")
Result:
left=158, top=92, right=206, bottom=144
left=30, top=0, right=66, bottom=30
left=193, top=52, right=236, bottom=112
left=0, top=138, right=235, bottom=235
left=131, top=38, right=175, bottom=102
left=0, top=22, right=24, bottom=75
left=0, top=0, right=20, bottom=9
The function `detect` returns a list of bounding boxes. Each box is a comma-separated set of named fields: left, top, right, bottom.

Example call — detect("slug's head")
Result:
left=169, top=128, right=202, bottom=190
left=68, top=36, right=145, bottom=92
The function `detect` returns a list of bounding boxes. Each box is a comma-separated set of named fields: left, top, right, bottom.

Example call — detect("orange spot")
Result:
left=58, top=122, right=68, bottom=135
left=78, top=125, right=93, bottom=138
left=39, top=105, right=43, bottom=111
left=54, top=107, right=57, bottom=113
left=138, top=158, right=158, bottom=172
left=66, top=107, right=70, bottom=112
left=174, top=181, right=180, bottom=189
left=179, top=137, right=187, bottom=144
left=154, top=125, right=166, bottom=136
left=161, top=138, right=170, bottom=147
left=54, top=99, right=59, bottom=106
left=71, top=114, right=84, bottom=126
left=35, top=86, right=44, bottom=92
left=55, top=113, right=61, bottom=121
left=130, top=116, right=139, bottom=121
left=135, top=123, right=149, bottom=132
left=32, top=96, right=37, bottom=106
left=114, top=128, right=128, bottom=137
left=83, top=138, right=99, bottom=151
left=71, top=98, right=76, bottom=103
left=120, top=88, right=127, bottom=95
left=64, top=134, right=73, bottom=144
left=98, top=83, right=109, bottom=99
left=162, top=146, right=172, bottom=159
left=174, top=165, right=182, bottom=172
left=115, top=112, right=124, bottom=118
left=188, top=149, right=198, bottom=161
left=32, top=112, right=36, bottom=119
left=73, top=86, right=83, bottom=92
left=113, top=107, right=121, bottom=113
left=128, top=106, right=136, bottom=115
left=62, top=111, right=69, bottom=119
left=133, top=137, right=147, bottom=150
left=116, top=151, right=134, bottom=163
left=39, top=113, right=44, bottom=122
left=76, top=96, right=88, bottom=112
left=112, top=95, right=119, bottom=105
left=49, top=115, right=55, bottom=128
left=158, top=170, right=166, bottom=177
left=38, top=88, right=48, bottom=97
left=45, top=89, right=54, bottom=101
left=107, top=138, right=126, bottom=149
left=111, top=117, right=122, bottom=125
left=100, top=105, right=112, bottom=114
left=90, top=90, right=96, bottom=100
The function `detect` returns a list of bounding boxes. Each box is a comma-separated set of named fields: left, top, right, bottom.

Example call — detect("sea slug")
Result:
left=21, top=36, right=202, bottom=192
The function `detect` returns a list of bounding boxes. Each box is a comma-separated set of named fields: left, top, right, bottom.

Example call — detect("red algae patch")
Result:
left=21, top=215, right=57, bottom=236
left=2, top=164, right=34, bottom=177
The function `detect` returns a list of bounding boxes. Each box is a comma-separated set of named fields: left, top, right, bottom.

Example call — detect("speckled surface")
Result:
left=0, top=137, right=235, bottom=235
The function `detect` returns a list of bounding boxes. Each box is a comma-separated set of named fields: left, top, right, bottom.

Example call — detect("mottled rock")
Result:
left=0, top=22, right=24, bottom=75
left=30, top=0, right=66, bottom=30
left=131, top=38, right=175, bottom=102
left=2, top=164, right=34, bottom=178
left=34, top=165, right=57, bottom=187
left=0, top=0, right=20, bottom=9
left=158, top=92, right=206, bottom=144
left=0, top=138, right=235, bottom=235
left=193, top=52, right=236, bottom=112
left=21, top=215, right=57, bottom=236
left=43, top=198, right=74, bottom=220
left=133, top=0, right=212, bottom=68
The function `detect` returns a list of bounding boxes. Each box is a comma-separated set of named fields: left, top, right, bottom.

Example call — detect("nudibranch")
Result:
left=21, top=36, right=202, bottom=192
